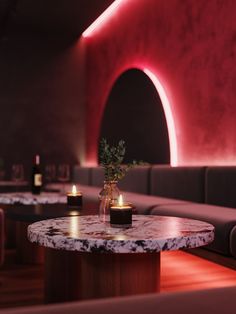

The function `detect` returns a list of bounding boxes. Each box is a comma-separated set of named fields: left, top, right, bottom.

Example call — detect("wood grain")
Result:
left=16, top=222, right=44, bottom=264
left=44, top=248, right=160, bottom=303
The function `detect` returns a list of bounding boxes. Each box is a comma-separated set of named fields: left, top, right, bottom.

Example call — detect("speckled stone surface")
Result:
left=0, top=192, right=66, bottom=205
left=28, top=215, right=214, bottom=253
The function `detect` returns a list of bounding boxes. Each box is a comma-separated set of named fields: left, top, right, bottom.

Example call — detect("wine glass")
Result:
left=11, top=164, right=24, bottom=182
left=57, top=164, right=70, bottom=194
left=45, top=164, right=56, bottom=183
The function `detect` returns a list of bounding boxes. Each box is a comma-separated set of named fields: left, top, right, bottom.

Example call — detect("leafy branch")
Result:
left=99, top=138, right=138, bottom=182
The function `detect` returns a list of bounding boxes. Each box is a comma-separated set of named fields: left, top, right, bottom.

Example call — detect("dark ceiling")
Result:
left=0, top=0, right=114, bottom=40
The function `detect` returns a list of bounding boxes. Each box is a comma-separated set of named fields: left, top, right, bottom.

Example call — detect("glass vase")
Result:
left=99, top=181, right=120, bottom=223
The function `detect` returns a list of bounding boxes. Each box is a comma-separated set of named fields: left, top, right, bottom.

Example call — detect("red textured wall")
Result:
left=0, top=2, right=87, bottom=176
left=83, top=0, right=236, bottom=166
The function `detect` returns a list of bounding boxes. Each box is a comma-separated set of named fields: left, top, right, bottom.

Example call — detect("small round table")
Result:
left=3, top=203, right=97, bottom=263
left=0, top=191, right=66, bottom=256
left=28, top=215, right=214, bottom=302
left=0, top=191, right=66, bottom=205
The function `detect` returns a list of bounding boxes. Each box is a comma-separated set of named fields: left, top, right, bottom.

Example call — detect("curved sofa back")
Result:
left=150, top=165, right=206, bottom=203
left=205, top=166, right=236, bottom=208
left=72, top=165, right=236, bottom=209
left=72, top=166, right=91, bottom=185
left=90, top=166, right=151, bottom=195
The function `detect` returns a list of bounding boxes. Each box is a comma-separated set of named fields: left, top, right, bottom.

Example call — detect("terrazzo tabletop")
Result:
left=0, top=192, right=66, bottom=205
left=28, top=215, right=214, bottom=253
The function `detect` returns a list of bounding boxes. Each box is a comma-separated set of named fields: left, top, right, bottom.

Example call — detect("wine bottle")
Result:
left=31, top=154, right=42, bottom=194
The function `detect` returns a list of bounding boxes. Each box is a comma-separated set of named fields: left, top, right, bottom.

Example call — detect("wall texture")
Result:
left=84, top=0, right=236, bottom=166
left=0, top=0, right=105, bottom=178
left=0, top=0, right=115, bottom=178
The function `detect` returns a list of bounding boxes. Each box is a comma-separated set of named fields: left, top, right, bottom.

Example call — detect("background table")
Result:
left=0, top=191, right=66, bottom=259
left=0, top=191, right=66, bottom=205
left=0, top=181, right=29, bottom=193
left=2, top=199, right=98, bottom=263
left=28, top=215, right=214, bottom=302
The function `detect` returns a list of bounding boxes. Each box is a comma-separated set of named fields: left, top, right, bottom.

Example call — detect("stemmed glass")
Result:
left=45, top=164, right=56, bottom=183
left=11, top=164, right=25, bottom=192
left=11, top=164, right=24, bottom=182
left=57, top=164, right=70, bottom=194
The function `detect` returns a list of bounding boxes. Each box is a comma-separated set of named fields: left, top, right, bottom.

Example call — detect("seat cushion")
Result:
left=77, top=186, right=188, bottom=215
left=78, top=185, right=101, bottom=203
left=123, top=192, right=190, bottom=215
left=150, top=203, right=236, bottom=255
left=150, top=165, right=206, bottom=203
left=206, top=166, right=236, bottom=208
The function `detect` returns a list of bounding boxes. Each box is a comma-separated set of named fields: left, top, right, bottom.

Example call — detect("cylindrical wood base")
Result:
left=44, top=248, right=160, bottom=303
left=5, top=219, right=17, bottom=249
left=16, top=221, right=44, bottom=264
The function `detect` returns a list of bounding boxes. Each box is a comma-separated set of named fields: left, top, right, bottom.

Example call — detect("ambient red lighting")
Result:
left=82, top=0, right=125, bottom=38
left=83, top=161, right=97, bottom=167
left=143, top=68, right=178, bottom=166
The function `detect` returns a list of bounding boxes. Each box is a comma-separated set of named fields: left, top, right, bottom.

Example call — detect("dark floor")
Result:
left=1, top=249, right=236, bottom=309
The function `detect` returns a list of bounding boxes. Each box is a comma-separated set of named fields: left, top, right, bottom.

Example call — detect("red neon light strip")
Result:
left=143, top=69, right=178, bottom=166
left=82, top=1, right=178, bottom=166
left=82, top=0, right=125, bottom=38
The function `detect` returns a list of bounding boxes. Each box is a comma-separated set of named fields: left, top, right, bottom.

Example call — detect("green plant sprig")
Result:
left=99, top=138, right=138, bottom=182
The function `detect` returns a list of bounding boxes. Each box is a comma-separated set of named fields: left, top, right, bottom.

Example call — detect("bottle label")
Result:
left=34, top=174, right=42, bottom=186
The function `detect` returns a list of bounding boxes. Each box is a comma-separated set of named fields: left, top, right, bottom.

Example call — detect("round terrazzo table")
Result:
left=0, top=192, right=67, bottom=263
left=28, top=215, right=214, bottom=303
left=0, top=191, right=66, bottom=205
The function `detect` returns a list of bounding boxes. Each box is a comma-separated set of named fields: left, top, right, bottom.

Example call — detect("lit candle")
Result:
left=67, top=185, right=83, bottom=207
left=110, top=194, right=133, bottom=228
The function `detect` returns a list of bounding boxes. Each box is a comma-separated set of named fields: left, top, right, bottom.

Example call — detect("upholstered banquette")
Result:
left=0, top=286, right=236, bottom=314
left=73, top=165, right=236, bottom=260
left=0, top=209, right=4, bottom=266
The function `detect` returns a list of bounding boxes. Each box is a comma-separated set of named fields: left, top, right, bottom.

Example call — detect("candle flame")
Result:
left=72, top=185, right=77, bottom=195
left=118, top=194, right=124, bottom=206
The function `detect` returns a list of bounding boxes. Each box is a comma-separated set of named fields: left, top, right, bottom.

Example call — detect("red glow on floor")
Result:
left=143, top=68, right=178, bottom=166
left=82, top=0, right=125, bottom=38
left=161, top=251, right=236, bottom=292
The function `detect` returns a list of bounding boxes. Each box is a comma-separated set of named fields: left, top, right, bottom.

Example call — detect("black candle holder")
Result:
left=67, top=193, right=83, bottom=207
left=110, top=205, right=132, bottom=228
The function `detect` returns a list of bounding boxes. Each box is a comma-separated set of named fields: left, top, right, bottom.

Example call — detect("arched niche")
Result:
left=99, top=68, right=170, bottom=164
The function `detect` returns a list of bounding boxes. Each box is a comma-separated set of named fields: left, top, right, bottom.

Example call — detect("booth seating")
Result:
left=72, top=165, right=236, bottom=260
left=0, top=209, right=4, bottom=266
left=0, top=286, right=236, bottom=314
left=205, top=166, right=236, bottom=208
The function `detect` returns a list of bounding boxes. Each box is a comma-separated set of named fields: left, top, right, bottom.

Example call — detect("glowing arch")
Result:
left=82, top=0, right=179, bottom=166
left=82, top=0, right=125, bottom=38
left=143, top=69, right=178, bottom=166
